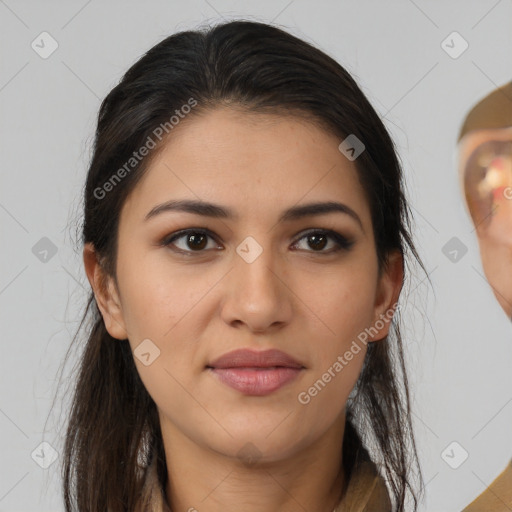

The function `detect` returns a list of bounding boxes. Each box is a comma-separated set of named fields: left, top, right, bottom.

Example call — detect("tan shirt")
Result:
left=136, top=452, right=392, bottom=512
left=462, top=459, right=512, bottom=511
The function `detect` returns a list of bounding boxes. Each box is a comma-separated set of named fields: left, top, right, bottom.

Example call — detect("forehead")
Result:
left=121, top=108, right=372, bottom=228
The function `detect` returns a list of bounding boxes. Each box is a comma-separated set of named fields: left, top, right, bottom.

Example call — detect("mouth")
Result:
left=206, top=366, right=304, bottom=396
left=206, top=348, right=305, bottom=396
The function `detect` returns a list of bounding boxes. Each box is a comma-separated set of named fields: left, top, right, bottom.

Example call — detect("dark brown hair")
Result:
left=57, top=19, right=424, bottom=511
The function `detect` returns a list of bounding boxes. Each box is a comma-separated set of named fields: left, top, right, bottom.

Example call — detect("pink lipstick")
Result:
left=207, top=348, right=304, bottom=396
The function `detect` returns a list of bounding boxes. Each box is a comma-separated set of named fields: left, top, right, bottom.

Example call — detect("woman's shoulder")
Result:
left=462, top=459, right=512, bottom=512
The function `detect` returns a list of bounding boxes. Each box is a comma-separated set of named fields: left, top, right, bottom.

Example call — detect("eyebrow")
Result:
left=144, top=199, right=364, bottom=230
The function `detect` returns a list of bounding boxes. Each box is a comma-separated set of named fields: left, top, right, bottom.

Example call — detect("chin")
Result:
left=206, top=429, right=305, bottom=464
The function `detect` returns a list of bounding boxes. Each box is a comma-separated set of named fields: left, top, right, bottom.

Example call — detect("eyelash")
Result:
left=161, top=228, right=354, bottom=256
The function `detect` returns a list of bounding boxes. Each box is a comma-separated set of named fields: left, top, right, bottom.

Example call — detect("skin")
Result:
left=458, top=127, right=512, bottom=319
left=84, top=107, right=403, bottom=512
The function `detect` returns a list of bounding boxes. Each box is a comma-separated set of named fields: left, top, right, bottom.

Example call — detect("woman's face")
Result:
left=88, top=107, right=401, bottom=463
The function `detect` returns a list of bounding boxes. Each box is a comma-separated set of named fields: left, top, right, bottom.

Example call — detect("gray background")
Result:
left=1, top=1, right=512, bottom=511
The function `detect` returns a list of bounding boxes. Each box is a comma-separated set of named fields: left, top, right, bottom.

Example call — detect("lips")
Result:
left=207, top=348, right=304, bottom=370
left=206, top=349, right=305, bottom=396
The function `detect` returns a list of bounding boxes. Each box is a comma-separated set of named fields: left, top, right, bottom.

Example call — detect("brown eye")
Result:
left=185, top=233, right=208, bottom=250
left=306, top=233, right=328, bottom=251
left=292, top=229, right=354, bottom=253
left=163, top=229, right=219, bottom=253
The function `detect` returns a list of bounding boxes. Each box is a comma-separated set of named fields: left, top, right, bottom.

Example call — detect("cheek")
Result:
left=299, top=262, right=376, bottom=392
left=300, top=261, right=378, bottom=341
left=117, top=265, right=206, bottom=418
left=116, top=249, right=208, bottom=343
left=115, top=251, right=215, bottom=382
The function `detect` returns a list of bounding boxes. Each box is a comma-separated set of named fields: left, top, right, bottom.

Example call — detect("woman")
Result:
left=60, top=20, right=423, bottom=511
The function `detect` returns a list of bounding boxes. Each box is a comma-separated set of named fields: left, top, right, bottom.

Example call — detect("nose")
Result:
left=220, top=240, right=293, bottom=333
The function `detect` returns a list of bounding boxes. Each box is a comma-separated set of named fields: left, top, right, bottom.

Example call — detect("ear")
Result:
left=368, top=250, right=404, bottom=342
left=83, top=242, right=128, bottom=340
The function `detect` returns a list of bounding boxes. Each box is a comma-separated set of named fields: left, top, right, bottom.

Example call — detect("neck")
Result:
left=160, top=413, right=346, bottom=512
